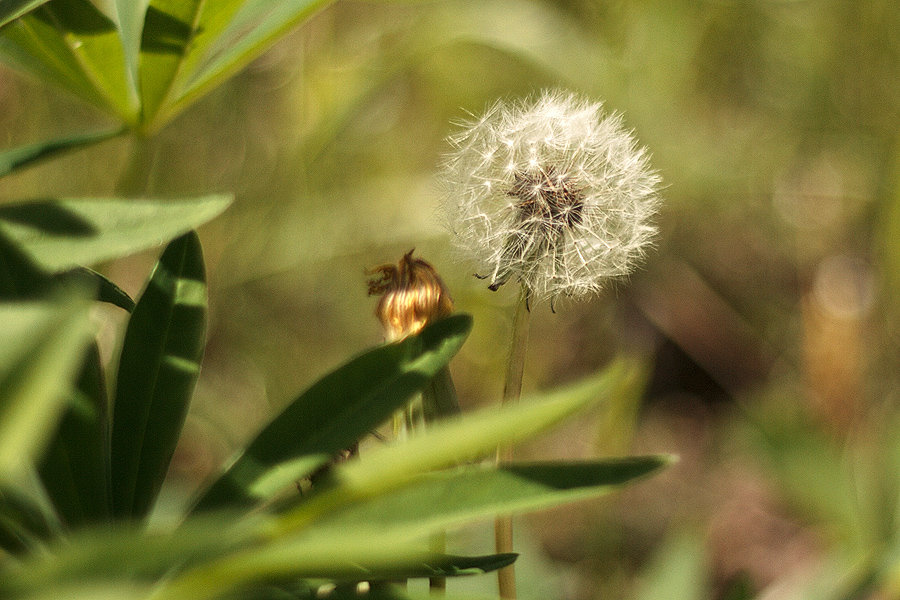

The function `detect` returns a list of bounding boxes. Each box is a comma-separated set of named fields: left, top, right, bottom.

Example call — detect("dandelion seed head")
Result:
left=439, top=89, right=661, bottom=303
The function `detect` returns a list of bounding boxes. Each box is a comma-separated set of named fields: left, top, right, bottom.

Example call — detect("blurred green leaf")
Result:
left=0, top=128, right=123, bottom=178
left=69, top=267, right=135, bottom=311
left=0, top=230, right=54, bottom=299
left=156, top=540, right=515, bottom=600
left=0, top=195, right=231, bottom=272
left=110, top=231, right=207, bottom=520
left=275, top=360, right=641, bottom=532
left=138, top=0, right=246, bottom=130
left=0, top=233, right=135, bottom=311
left=38, top=342, right=111, bottom=528
left=300, top=458, right=672, bottom=543
left=0, top=0, right=138, bottom=123
left=192, top=314, right=474, bottom=513
left=156, top=0, right=334, bottom=129
left=0, top=514, right=251, bottom=596
left=113, top=0, right=150, bottom=95
left=0, top=0, right=51, bottom=29
left=0, top=485, right=56, bottom=555
left=636, top=531, right=709, bottom=600
left=0, top=294, right=94, bottom=482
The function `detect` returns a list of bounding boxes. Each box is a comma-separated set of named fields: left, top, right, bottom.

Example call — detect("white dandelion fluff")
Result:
left=439, top=89, right=661, bottom=303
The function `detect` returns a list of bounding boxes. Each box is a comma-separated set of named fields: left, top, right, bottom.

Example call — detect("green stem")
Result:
left=495, top=286, right=532, bottom=600
left=114, top=133, right=157, bottom=197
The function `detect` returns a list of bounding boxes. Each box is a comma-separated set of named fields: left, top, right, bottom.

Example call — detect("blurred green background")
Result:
left=2, top=1, right=900, bottom=598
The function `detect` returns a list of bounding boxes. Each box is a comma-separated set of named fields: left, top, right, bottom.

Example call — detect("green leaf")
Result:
left=151, top=0, right=334, bottom=130
left=0, top=0, right=51, bottom=30
left=270, top=360, right=646, bottom=535
left=110, top=231, right=208, bottom=520
left=113, top=0, right=150, bottom=98
left=154, top=541, right=515, bottom=600
left=138, top=0, right=247, bottom=130
left=38, top=342, right=112, bottom=528
left=0, top=0, right=139, bottom=123
left=0, top=514, right=251, bottom=596
left=0, top=294, right=94, bottom=482
left=0, top=231, right=134, bottom=311
left=191, top=314, right=474, bottom=513
left=298, top=458, right=672, bottom=543
left=0, top=485, right=56, bottom=555
left=68, top=267, right=135, bottom=311
left=0, top=229, right=55, bottom=299
left=0, top=128, right=124, bottom=178
left=0, top=195, right=231, bottom=272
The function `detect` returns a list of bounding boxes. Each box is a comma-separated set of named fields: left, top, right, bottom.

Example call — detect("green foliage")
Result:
left=0, top=0, right=336, bottom=132
left=0, top=3, right=673, bottom=598
left=110, top=231, right=209, bottom=520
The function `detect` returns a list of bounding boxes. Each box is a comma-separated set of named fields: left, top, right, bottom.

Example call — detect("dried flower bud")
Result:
left=367, top=250, right=454, bottom=341
left=439, top=89, right=661, bottom=303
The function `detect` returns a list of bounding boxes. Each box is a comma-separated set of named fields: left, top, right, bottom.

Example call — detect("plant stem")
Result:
left=115, top=133, right=157, bottom=197
left=495, top=286, right=532, bottom=600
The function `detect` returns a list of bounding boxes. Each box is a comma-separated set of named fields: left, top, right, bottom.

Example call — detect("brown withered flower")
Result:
left=367, top=250, right=454, bottom=341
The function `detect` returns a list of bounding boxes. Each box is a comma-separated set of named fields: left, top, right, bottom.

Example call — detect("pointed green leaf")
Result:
left=0, top=195, right=231, bottom=272
left=110, top=231, right=207, bottom=519
left=0, top=0, right=52, bottom=29
left=0, top=294, right=95, bottom=482
left=0, top=128, right=123, bottom=178
left=0, top=229, right=55, bottom=299
left=0, top=485, right=56, bottom=555
left=137, top=0, right=248, bottom=130
left=152, top=0, right=334, bottom=129
left=67, top=267, right=135, bottom=312
left=301, top=458, right=673, bottom=543
left=113, top=0, right=150, bottom=97
left=0, top=514, right=252, bottom=595
left=0, top=232, right=135, bottom=310
left=0, top=0, right=138, bottom=123
left=192, top=314, right=473, bottom=513
left=154, top=540, right=515, bottom=600
left=38, top=342, right=112, bottom=528
left=272, top=360, right=644, bottom=533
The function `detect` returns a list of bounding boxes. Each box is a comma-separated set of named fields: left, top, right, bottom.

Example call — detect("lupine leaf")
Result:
left=38, top=342, right=112, bottom=528
left=0, top=0, right=52, bottom=29
left=0, top=485, right=56, bottom=555
left=0, top=295, right=94, bottom=482
left=0, top=0, right=138, bottom=123
left=274, top=359, right=645, bottom=533
left=110, top=231, right=207, bottom=520
left=138, top=0, right=246, bottom=130
left=0, top=195, right=231, bottom=272
left=297, top=458, right=673, bottom=543
left=191, top=314, right=473, bottom=513
left=0, top=128, right=122, bottom=178
left=150, top=0, right=334, bottom=129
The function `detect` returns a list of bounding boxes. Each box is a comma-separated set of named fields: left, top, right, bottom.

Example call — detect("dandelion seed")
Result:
left=439, top=89, right=661, bottom=304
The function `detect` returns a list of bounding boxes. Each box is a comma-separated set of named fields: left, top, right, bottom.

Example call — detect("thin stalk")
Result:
left=422, top=365, right=458, bottom=595
left=115, top=133, right=157, bottom=197
left=495, top=286, right=532, bottom=600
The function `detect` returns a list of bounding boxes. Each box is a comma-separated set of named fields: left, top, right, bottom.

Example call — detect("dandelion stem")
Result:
left=496, top=285, right=533, bottom=600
